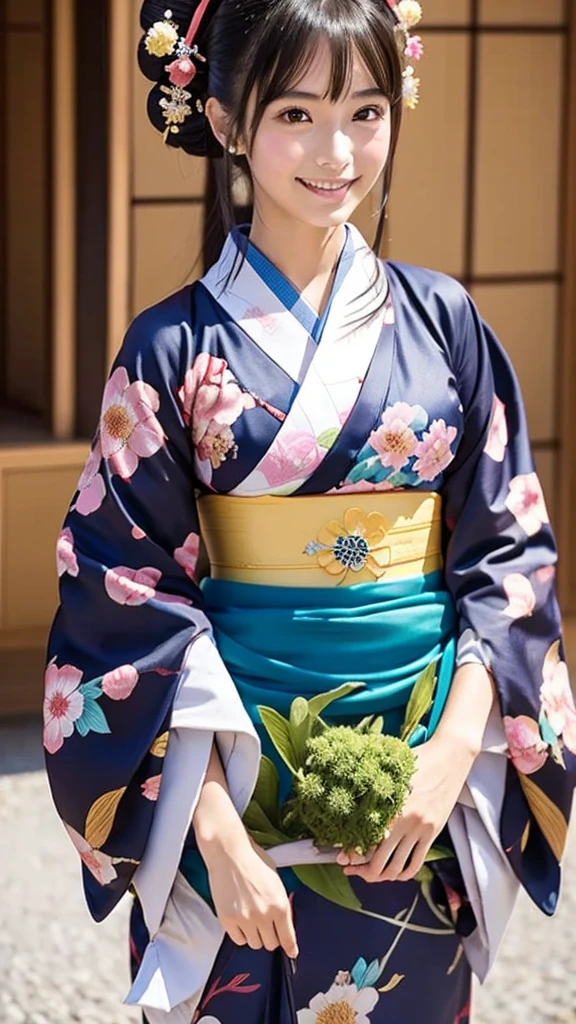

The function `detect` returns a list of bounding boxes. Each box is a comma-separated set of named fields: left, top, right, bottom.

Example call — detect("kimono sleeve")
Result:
left=441, top=287, right=575, bottom=916
left=44, top=295, right=259, bottom=925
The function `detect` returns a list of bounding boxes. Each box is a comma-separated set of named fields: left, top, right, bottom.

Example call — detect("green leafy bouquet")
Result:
left=243, top=666, right=452, bottom=920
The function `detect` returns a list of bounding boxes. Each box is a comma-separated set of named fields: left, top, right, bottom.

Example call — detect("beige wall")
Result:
left=387, top=5, right=569, bottom=526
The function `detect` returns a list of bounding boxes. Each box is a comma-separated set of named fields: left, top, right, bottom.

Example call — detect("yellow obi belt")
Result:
left=197, top=491, right=443, bottom=588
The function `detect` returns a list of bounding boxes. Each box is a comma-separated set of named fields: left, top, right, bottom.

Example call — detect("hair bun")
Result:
left=138, top=0, right=222, bottom=157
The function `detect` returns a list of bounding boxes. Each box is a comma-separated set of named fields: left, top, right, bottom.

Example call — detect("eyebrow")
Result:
left=279, top=88, right=387, bottom=101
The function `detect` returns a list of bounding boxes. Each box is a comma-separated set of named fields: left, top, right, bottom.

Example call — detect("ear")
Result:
left=205, top=97, right=244, bottom=155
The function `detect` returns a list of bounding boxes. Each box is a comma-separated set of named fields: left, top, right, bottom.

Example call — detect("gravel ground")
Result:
left=1, top=718, right=575, bottom=1024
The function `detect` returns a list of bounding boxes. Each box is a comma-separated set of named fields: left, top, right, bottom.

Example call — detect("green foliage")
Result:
left=281, top=726, right=416, bottom=854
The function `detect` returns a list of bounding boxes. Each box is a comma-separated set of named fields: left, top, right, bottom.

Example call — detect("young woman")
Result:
left=44, top=1, right=575, bottom=1021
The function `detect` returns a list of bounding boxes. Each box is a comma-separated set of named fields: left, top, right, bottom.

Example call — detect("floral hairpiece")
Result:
left=386, top=0, right=424, bottom=109
left=144, top=1, right=214, bottom=138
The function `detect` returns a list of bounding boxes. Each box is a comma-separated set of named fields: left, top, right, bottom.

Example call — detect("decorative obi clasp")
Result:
left=196, top=492, right=443, bottom=588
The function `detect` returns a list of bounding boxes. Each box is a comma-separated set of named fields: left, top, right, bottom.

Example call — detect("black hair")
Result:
left=139, top=0, right=404, bottom=254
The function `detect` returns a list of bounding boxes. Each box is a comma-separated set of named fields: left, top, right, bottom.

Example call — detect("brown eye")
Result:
left=280, top=108, right=311, bottom=124
left=354, top=106, right=386, bottom=122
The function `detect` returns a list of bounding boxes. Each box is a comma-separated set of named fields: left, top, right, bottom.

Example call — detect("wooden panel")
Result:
left=471, top=283, right=558, bottom=443
left=132, top=203, right=205, bottom=316
left=479, top=0, right=565, bottom=24
left=387, top=33, right=470, bottom=276
left=132, top=0, right=207, bottom=199
left=5, top=0, right=44, bottom=24
left=423, top=0, right=471, bottom=25
left=474, top=34, right=563, bottom=276
left=0, top=447, right=88, bottom=643
left=5, top=30, right=48, bottom=413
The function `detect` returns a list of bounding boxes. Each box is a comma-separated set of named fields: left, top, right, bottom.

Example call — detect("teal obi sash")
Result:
left=181, top=570, right=456, bottom=898
left=202, top=570, right=456, bottom=795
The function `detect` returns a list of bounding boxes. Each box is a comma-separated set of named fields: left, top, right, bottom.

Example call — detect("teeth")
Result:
left=301, top=179, right=351, bottom=191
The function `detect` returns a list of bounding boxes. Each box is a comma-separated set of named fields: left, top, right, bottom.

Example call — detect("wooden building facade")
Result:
left=1, top=0, right=575, bottom=712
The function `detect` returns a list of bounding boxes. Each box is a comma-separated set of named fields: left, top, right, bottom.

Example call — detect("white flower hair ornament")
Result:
left=386, top=0, right=424, bottom=109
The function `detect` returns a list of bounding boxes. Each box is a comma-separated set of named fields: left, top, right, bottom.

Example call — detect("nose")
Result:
left=315, top=129, right=353, bottom=171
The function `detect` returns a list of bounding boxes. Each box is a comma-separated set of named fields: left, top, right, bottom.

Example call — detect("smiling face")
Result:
left=244, top=41, right=392, bottom=233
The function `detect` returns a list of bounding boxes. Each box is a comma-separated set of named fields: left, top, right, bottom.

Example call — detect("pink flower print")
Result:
left=141, top=775, right=162, bottom=801
left=405, top=35, right=424, bottom=60
left=502, top=574, right=536, bottom=619
left=260, top=432, right=324, bottom=488
left=540, top=642, right=576, bottom=754
left=132, top=526, right=146, bottom=540
left=245, top=306, right=278, bottom=337
left=57, top=527, right=79, bottom=578
left=197, top=421, right=238, bottom=470
left=104, top=565, right=191, bottom=607
left=369, top=403, right=420, bottom=472
left=484, top=396, right=508, bottom=463
left=64, top=824, right=118, bottom=886
left=413, top=419, right=458, bottom=481
left=178, top=352, right=256, bottom=439
left=43, top=662, right=84, bottom=754
left=536, top=565, right=556, bottom=585
left=100, top=367, right=165, bottom=480
left=102, top=664, right=139, bottom=701
left=503, top=715, right=548, bottom=775
left=105, top=565, right=161, bottom=605
left=75, top=442, right=106, bottom=516
left=505, top=473, right=549, bottom=537
left=175, top=532, right=200, bottom=581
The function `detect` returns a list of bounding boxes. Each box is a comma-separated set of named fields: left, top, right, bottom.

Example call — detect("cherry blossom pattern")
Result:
left=104, top=565, right=192, bottom=606
left=297, top=980, right=379, bottom=1024
left=539, top=641, right=576, bottom=756
left=100, top=366, right=165, bottom=480
left=503, top=715, right=548, bottom=775
left=342, top=403, right=458, bottom=490
left=74, top=441, right=106, bottom=517
left=305, top=508, right=390, bottom=581
left=368, top=403, right=421, bottom=473
left=64, top=823, right=118, bottom=886
left=178, top=353, right=256, bottom=480
left=174, top=532, right=201, bottom=581
left=102, top=664, right=140, bottom=701
left=484, top=396, right=508, bottom=463
left=132, top=526, right=147, bottom=540
left=43, top=662, right=85, bottom=754
left=502, top=574, right=536, bottom=619
left=57, top=527, right=79, bottom=578
left=259, top=431, right=325, bottom=489
left=413, top=419, right=458, bottom=482
left=141, top=775, right=162, bottom=801
left=505, top=473, right=549, bottom=537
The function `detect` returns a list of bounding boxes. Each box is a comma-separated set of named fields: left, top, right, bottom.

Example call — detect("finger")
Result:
left=258, top=922, right=280, bottom=953
left=398, top=840, right=430, bottom=882
left=227, top=924, right=248, bottom=947
left=345, top=834, right=402, bottom=882
left=242, top=923, right=263, bottom=950
left=274, top=906, right=299, bottom=960
left=378, top=836, right=418, bottom=882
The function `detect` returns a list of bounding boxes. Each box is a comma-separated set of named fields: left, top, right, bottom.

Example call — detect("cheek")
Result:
left=251, top=131, right=306, bottom=182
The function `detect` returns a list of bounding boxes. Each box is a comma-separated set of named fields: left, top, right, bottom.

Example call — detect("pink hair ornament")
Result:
left=386, top=0, right=424, bottom=109
left=144, top=2, right=215, bottom=139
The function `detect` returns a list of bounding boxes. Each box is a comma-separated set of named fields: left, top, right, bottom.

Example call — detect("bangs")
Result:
left=237, top=0, right=403, bottom=138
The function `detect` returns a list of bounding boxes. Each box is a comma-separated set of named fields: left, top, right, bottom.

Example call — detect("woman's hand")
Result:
left=336, top=733, right=475, bottom=883
left=201, top=831, right=299, bottom=958
left=192, top=741, right=298, bottom=958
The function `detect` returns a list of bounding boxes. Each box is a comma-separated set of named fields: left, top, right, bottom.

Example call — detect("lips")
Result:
left=297, top=177, right=359, bottom=199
